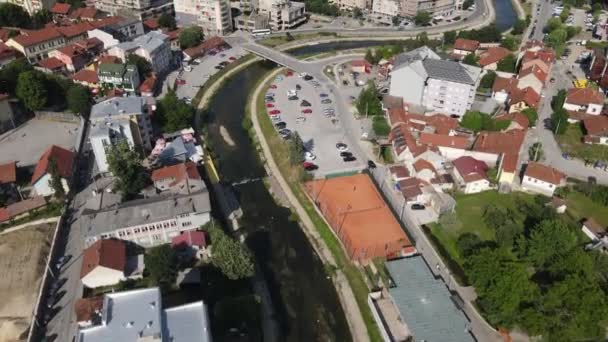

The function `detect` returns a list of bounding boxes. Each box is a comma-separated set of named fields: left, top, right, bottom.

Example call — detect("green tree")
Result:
left=356, top=81, right=382, bottom=117
left=528, top=142, right=543, bottom=162
left=372, top=116, right=391, bottom=136
left=0, top=59, right=33, bottom=95
left=456, top=232, right=483, bottom=257
left=66, top=84, right=91, bottom=115
left=288, top=131, right=304, bottom=165
left=460, top=111, right=493, bottom=132
left=157, top=13, right=176, bottom=30
left=545, top=17, right=563, bottom=32
left=106, top=140, right=147, bottom=199
left=179, top=26, right=204, bottom=49
left=551, top=89, right=567, bottom=110
left=500, top=36, right=518, bottom=51
left=559, top=5, right=571, bottom=22
left=0, top=3, right=31, bottom=28
left=352, top=7, right=363, bottom=18
left=414, top=10, right=432, bottom=26
left=208, top=226, right=254, bottom=280
left=145, top=244, right=178, bottom=286
left=415, top=31, right=429, bottom=46
left=443, top=31, right=457, bottom=45
left=462, top=53, right=479, bottom=66
left=126, top=55, right=152, bottom=78
left=48, top=157, right=65, bottom=199
left=526, top=219, right=578, bottom=268
left=364, top=49, right=375, bottom=64
left=16, top=71, right=47, bottom=111
left=511, top=19, right=527, bottom=35
left=31, top=9, right=51, bottom=29
left=462, top=0, right=474, bottom=9
left=550, top=108, right=569, bottom=135
left=479, top=71, right=496, bottom=89
left=547, top=28, right=568, bottom=55
left=487, top=167, right=498, bottom=184
left=496, top=54, right=516, bottom=72
left=391, top=15, right=400, bottom=26
left=521, top=107, right=538, bottom=127
left=156, top=89, right=195, bottom=132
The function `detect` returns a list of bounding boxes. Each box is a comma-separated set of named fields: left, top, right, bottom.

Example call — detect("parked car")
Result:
left=279, top=129, right=291, bottom=139
left=302, top=109, right=312, bottom=114
left=286, top=70, right=294, bottom=76
left=269, top=109, right=281, bottom=115
left=321, top=99, right=332, bottom=104
left=303, top=162, right=318, bottom=171
left=266, top=103, right=275, bottom=108
left=343, top=155, right=357, bottom=162
left=367, top=160, right=377, bottom=169
left=296, top=84, right=302, bottom=90
left=336, top=143, right=348, bottom=152
left=304, top=75, right=314, bottom=81
left=55, top=255, right=71, bottom=269
left=300, top=100, right=311, bottom=107
left=215, top=65, right=224, bottom=70
left=184, top=65, right=192, bottom=72
left=274, top=122, right=287, bottom=129
left=319, top=93, right=329, bottom=98
left=271, top=116, right=282, bottom=123
left=296, top=116, right=306, bottom=123
left=269, top=84, right=277, bottom=89
left=305, top=151, right=316, bottom=161
left=288, top=95, right=299, bottom=101
left=342, top=80, right=349, bottom=86
left=229, top=56, right=237, bottom=61
left=340, top=151, right=352, bottom=157
left=411, top=204, right=426, bottom=210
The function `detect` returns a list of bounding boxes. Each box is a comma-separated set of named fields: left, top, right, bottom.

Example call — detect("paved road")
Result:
left=531, top=0, right=553, bottom=41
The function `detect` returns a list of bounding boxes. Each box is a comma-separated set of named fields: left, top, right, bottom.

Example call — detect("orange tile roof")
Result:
left=521, top=48, right=556, bottom=65
left=0, top=196, right=46, bottom=223
left=151, top=161, right=200, bottom=187
left=453, top=156, right=488, bottom=182
left=509, top=87, right=540, bottom=109
left=519, top=64, right=548, bottom=83
left=524, top=162, right=565, bottom=185
left=11, top=27, right=62, bottom=47
left=139, top=74, right=157, bottom=93
left=501, top=153, right=518, bottom=173
left=305, top=174, right=413, bottom=261
left=473, top=129, right=526, bottom=155
left=0, top=161, right=16, bottom=184
left=566, top=87, right=605, bottom=106
left=478, top=47, right=510, bottom=67
left=387, top=107, right=407, bottom=126
left=80, top=239, right=126, bottom=278
left=454, top=38, right=480, bottom=52
left=413, top=159, right=436, bottom=173
left=389, top=165, right=410, bottom=179
left=389, top=123, right=428, bottom=157
left=56, top=22, right=95, bottom=38
left=69, top=6, right=98, bottom=19
left=31, top=145, right=74, bottom=185
left=74, top=296, right=104, bottom=322
left=351, top=59, right=372, bottom=67
left=398, top=177, right=425, bottom=200
left=418, top=132, right=471, bottom=149
left=583, top=115, right=608, bottom=136
left=71, top=69, right=99, bottom=84
left=492, top=76, right=518, bottom=93
left=37, top=57, right=65, bottom=70
left=496, top=111, right=529, bottom=129
left=51, top=3, right=71, bottom=14
left=424, top=114, right=459, bottom=135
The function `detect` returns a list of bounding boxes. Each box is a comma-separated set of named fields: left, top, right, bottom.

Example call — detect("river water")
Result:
left=202, top=10, right=518, bottom=337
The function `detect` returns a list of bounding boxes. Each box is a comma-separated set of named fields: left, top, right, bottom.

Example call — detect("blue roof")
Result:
left=387, top=256, right=474, bottom=342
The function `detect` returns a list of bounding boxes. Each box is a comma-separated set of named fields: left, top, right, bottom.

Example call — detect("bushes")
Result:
left=372, top=116, right=390, bottom=136
left=479, top=71, right=496, bottom=89
left=460, top=111, right=509, bottom=132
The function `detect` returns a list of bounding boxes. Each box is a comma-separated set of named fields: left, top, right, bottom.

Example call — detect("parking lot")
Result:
left=158, top=45, right=248, bottom=101
left=265, top=71, right=365, bottom=176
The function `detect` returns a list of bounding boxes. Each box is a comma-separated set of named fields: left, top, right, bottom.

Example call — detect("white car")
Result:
left=287, top=89, right=297, bottom=97
left=184, top=65, right=193, bottom=72
left=336, top=143, right=348, bottom=152
left=305, top=151, right=316, bottom=161
left=299, top=72, right=308, bottom=78
left=296, top=116, right=306, bottom=123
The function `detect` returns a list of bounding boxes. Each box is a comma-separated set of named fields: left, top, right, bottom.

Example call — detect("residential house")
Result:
left=49, top=37, right=103, bottom=72
left=412, top=159, right=437, bottom=183
left=521, top=162, right=566, bottom=197
left=30, top=145, right=74, bottom=197
left=80, top=239, right=127, bottom=288
left=418, top=132, right=471, bottom=159
left=581, top=218, right=606, bottom=241
left=389, top=165, right=410, bottom=181
left=150, top=162, right=205, bottom=195
left=97, top=63, right=141, bottom=94
left=452, top=156, right=490, bottom=194
left=563, top=87, right=605, bottom=122
left=495, top=111, right=530, bottom=130
left=351, top=60, right=372, bottom=73
left=305, top=174, right=416, bottom=262
left=0, top=196, right=47, bottom=223
left=182, top=36, right=228, bottom=61
left=478, top=47, right=510, bottom=70
left=171, top=230, right=208, bottom=260
left=71, top=69, right=100, bottom=89
left=549, top=197, right=567, bottom=214
left=517, top=64, right=547, bottom=95
left=77, top=287, right=212, bottom=342
left=389, top=123, right=430, bottom=162
left=519, top=48, right=555, bottom=72
left=491, top=76, right=518, bottom=104
left=452, top=38, right=479, bottom=59
left=107, top=31, right=172, bottom=73
left=80, top=190, right=212, bottom=248
left=397, top=177, right=426, bottom=203
left=472, top=129, right=526, bottom=185
left=36, top=56, right=66, bottom=73
left=89, top=97, right=152, bottom=173
left=50, top=3, right=71, bottom=20
left=139, top=74, right=157, bottom=97
left=582, top=115, right=608, bottom=144
left=69, top=6, right=99, bottom=21
left=153, top=132, right=204, bottom=166
left=389, top=47, right=481, bottom=117
left=0, top=161, right=17, bottom=190
left=87, top=17, right=145, bottom=49
left=508, top=86, right=541, bottom=113
left=6, top=27, right=66, bottom=63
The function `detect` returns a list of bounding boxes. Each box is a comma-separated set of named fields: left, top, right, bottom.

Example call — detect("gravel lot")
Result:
left=267, top=72, right=365, bottom=175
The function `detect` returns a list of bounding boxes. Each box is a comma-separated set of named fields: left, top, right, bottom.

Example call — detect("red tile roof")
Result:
left=521, top=48, right=556, bottom=65
left=454, top=38, right=480, bottom=52
left=71, top=69, right=99, bottom=84
left=151, top=161, right=201, bottom=186
left=478, top=47, right=510, bottom=67
left=172, top=231, right=206, bottom=248
left=473, top=129, right=526, bottom=155
left=74, top=296, right=104, bottom=322
left=389, top=165, right=410, bottom=179
left=51, top=3, right=71, bottom=14
left=163, top=28, right=182, bottom=40
left=519, top=64, right=548, bottom=83
left=56, top=22, right=94, bottom=38
left=418, top=132, right=470, bottom=149
left=0, top=161, right=16, bottom=184
left=525, top=162, right=565, bottom=185
left=139, top=74, right=157, bottom=94
left=492, top=76, right=518, bottom=93
left=80, top=239, right=126, bottom=278
left=69, top=6, right=98, bottom=19
left=11, top=27, right=63, bottom=47
left=495, top=111, right=529, bottom=129
left=97, top=54, right=121, bottom=64
left=389, top=123, right=428, bottom=157
left=583, top=115, right=608, bottom=137
left=351, top=59, right=371, bottom=67
left=509, top=86, right=541, bottom=109
left=413, top=159, right=436, bottom=173
left=143, top=18, right=159, bottom=30
left=0, top=196, right=47, bottom=223
left=398, top=177, right=425, bottom=200
left=0, top=28, right=11, bottom=42
left=388, top=107, right=407, bottom=126
left=37, top=57, right=65, bottom=70
left=521, top=39, right=545, bottom=51
left=424, top=114, right=459, bottom=135
left=31, top=145, right=74, bottom=185
left=566, top=87, right=605, bottom=106
left=453, top=156, right=488, bottom=182
left=501, top=153, right=518, bottom=173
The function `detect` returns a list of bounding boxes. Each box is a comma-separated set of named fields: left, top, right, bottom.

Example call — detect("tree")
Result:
left=126, top=54, right=152, bottom=78
left=415, top=31, right=429, bottom=46
left=48, top=157, right=65, bottom=199
left=462, top=0, right=474, bottom=9
left=352, top=7, right=363, bottom=18
left=179, top=26, right=204, bottom=49
left=500, top=36, right=518, bottom=51
left=16, top=71, right=47, bottom=111
left=66, top=84, right=91, bottom=115
left=550, top=108, right=569, bottom=135
left=157, top=13, right=176, bottom=30
left=288, top=131, right=304, bottom=165
left=372, top=116, right=391, bottom=136
left=414, top=10, right=431, bottom=26
left=496, top=54, right=516, bottom=72
left=511, top=18, right=527, bottom=35
left=145, top=244, right=178, bottom=286
left=525, top=219, right=578, bottom=269
left=545, top=17, right=563, bottom=32
left=479, top=71, right=496, bottom=89
left=31, top=9, right=52, bottom=29
left=208, top=226, right=254, bottom=280
left=0, top=3, right=31, bottom=28
left=356, top=81, right=382, bottom=117
left=0, top=59, right=33, bottom=95
left=364, top=49, right=375, bottom=64
left=547, top=28, right=568, bottom=55
left=551, top=89, right=567, bottom=110
left=462, top=53, right=479, bottom=66
left=521, top=107, right=538, bottom=127
left=106, top=140, right=147, bottom=199
left=156, top=89, right=195, bottom=132
left=457, top=232, right=483, bottom=257
left=391, top=15, right=401, bottom=26
left=487, top=167, right=498, bottom=184
left=460, top=111, right=493, bottom=132
left=443, top=31, right=457, bottom=45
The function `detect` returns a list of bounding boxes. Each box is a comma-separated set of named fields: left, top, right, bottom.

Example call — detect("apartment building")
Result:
left=89, top=97, right=152, bottom=173
left=94, top=0, right=174, bottom=20
left=372, top=0, right=400, bottom=21
left=4, top=0, right=55, bottom=14
left=330, top=0, right=366, bottom=11
left=5, top=27, right=66, bottom=63
left=80, top=190, right=211, bottom=248
left=197, top=0, right=233, bottom=35
left=258, top=0, right=307, bottom=31
left=107, top=31, right=171, bottom=73
left=401, top=0, right=456, bottom=17
left=87, top=17, right=145, bottom=49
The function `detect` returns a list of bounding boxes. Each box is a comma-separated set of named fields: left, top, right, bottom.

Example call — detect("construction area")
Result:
left=0, top=223, right=55, bottom=341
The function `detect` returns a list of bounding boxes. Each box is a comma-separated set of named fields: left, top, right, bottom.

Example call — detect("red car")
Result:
left=286, top=70, right=294, bottom=76
left=175, top=79, right=186, bottom=85
left=266, top=103, right=275, bottom=108
left=302, top=162, right=318, bottom=170
left=302, top=109, right=312, bottom=114
left=269, top=84, right=277, bottom=89
left=268, top=109, right=281, bottom=115
left=229, top=56, right=237, bottom=61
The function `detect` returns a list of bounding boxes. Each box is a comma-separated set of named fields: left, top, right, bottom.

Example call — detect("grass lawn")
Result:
left=557, top=123, right=608, bottom=161
left=564, top=191, right=608, bottom=226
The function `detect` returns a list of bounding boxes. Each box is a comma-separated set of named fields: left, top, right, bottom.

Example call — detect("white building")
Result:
left=581, top=218, right=606, bottom=241
left=198, top=0, right=233, bottom=35
left=94, top=0, right=174, bottom=20
left=329, top=0, right=366, bottom=11
left=258, top=0, right=307, bottom=31
left=30, top=145, right=74, bottom=197
left=77, top=287, right=212, bottom=342
left=389, top=47, right=481, bottom=117
left=4, top=0, right=54, bottom=14
left=400, top=0, right=457, bottom=17
left=80, top=190, right=212, bottom=248
left=563, top=87, right=605, bottom=117
left=521, top=162, right=566, bottom=197
left=107, top=31, right=172, bottom=73
left=451, top=156, right=491, bottom=194
left=89, top=97, right=153, bottom=173
left=372, top=0, right=400, bottom=21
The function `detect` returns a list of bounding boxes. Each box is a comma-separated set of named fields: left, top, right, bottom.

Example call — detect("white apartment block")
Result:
left=4, top=0, right=54, bottom=14
left=257, top=0, right=307, bottom=31
left=198, top=0, right=233, bottom=36
left=89, top=97, right=153, bottom=173
left=372, top=0, right=400, bottom=20
left=94, top=0, right=174, bottom=20
left=107, top=31, right=172, bottom=73
left=81, top=191, right=212, bottom=248
left=401, top=0, right=456, bottom=17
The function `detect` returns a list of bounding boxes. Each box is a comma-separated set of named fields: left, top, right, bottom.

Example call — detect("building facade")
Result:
left=258, top=0, right=307, bottom=31
left=198, top=0, right=233, bottom=35
left=98, top=63, right=141, bottom=93
left=94, top=0, right=174, bottom=20
left=4, top=0, right=55, bottom=14
left=401, top=0, right=456, bottom=17
left=107, top=31, right=172, bottom=73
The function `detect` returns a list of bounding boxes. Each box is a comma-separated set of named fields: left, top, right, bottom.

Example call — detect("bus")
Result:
left=252, top=29, right=271, bottom=38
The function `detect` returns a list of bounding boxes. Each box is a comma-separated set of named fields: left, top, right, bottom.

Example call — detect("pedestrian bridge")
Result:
left=241, top=42, right=314, bottom=75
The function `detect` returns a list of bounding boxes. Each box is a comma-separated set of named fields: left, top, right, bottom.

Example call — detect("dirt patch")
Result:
left=0, top=223, right=55, bottom=341
left=219, top=125, right=235, bottom=146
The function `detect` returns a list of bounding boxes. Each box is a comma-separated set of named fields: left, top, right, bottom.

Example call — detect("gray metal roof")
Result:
left=115, top=31, right=168, bottom=53
left=422, top=59, right=476, bottom=85
left=80, top=190, right=211, bottom=237
left=393, top=46, right=441, bottom=69
left=91, top=97, right=145, bottom=119
left=163, top=301, right=212, bottom=342
left=387, top=256, right=474, bottom=342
